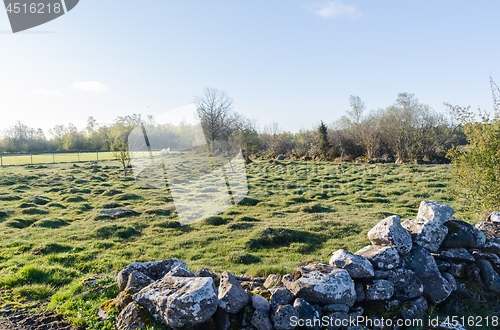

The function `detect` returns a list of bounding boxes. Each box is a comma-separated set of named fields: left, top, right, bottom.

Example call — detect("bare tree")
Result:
left=194, top=87, right=235, bottom=152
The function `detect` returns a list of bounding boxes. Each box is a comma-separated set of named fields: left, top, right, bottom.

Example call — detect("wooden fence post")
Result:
left=53, top=153, right=55, bottom=163
left=31, top=154, right=33, bottom=165
left=97, top=151, right=99, bottom=161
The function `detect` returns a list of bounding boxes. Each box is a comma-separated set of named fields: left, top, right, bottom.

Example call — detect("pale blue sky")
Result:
left=1, top=0, right=499, bottom=134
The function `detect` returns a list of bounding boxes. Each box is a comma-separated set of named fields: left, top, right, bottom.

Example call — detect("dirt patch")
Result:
left=0, top=307, right=83, bottom=330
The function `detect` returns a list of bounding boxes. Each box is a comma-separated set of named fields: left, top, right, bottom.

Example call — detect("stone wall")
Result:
left=106, top=201, right=500, bottom=330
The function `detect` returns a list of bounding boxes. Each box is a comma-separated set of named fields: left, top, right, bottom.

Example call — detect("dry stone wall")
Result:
left=105, top=201, right=500, bottom=330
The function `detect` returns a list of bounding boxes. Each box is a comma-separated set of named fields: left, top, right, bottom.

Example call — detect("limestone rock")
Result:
left=252, top=294, right=270, bottom=311
left=442, top=272, right=457, bottom=292
left=124, top=271, right=154, bottom=293
left=118, top=259, right=187, bottom=291
left=133, top=276, right=218, bottom=328
left=482, top=238, right=500, bottom=255
left=400, top=296, right=428, bottom=320
left=293, top=298, right=321, bottom=330
left=329, top=249, right=374, bottom=278
left=264, top=274, right=282, bottom=288
left=218, top=271, right=250, bottom=314
left=251, top=308, right=274, bottom=330
left=432, top=248, right=475, bottom=263
left=355, top=245, right=401, bottom=270
left=441, top=220, right=486, bottom=249
left=367, top=215, right=412, bottom=255
left=387, top=269, right=424, bottom=301
left=165, top=265, right=197, bottom=277
left=322, top=304, right=349, bottom=313
left=270, top=288, right=294, bottom=311
left=364, top=279, right=394, bottom=301
left=273, top=305, right=299, bottom=330
left=416, top=201, right=455, bottom=224
left=116, top=302, right=152, bottom=330
left=282, top=264, right=356, bottom=306
left=402, top=218, right=448, bottom=252
left=355, top=282, right=365, bottom=302
left=403, top=246, right=453, bottom=304
left=477, top=259, right=500, bottom=293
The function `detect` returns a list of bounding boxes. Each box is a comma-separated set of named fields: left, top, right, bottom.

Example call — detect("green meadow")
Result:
left=0, top=160, right=489, bottom=328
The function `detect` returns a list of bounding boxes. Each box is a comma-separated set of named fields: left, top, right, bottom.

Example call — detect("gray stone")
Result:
left=355, top=245, right=401, bottom=270
left=482, top=238, right=500, bottom=255
left=402, top=218, right=448, bottom=252
left=124, top=271, right=154, bottom=293
left=448, top=263, right=464, bottom=278
left=133, top=276, right=218, bottom=328
left=488, top=211, right=500, bottom=224
left=355, top=282, right=365, bottom=302
left=116, top=302, right=151, bottom=330
left=442, top=272, right=457, bottom=292
left=364, top=280, right=394, bottom=301
left=441, top=220, right=486, bottom=249
left=293, top=298, right=321, bottom=330
left=273, top=305, right=299, bottom=330
left=373, top=269, right=395, bottom=279
left=367, top=215, right=412, bottom=255
left=198, top=267, right=219, bottom=279
left=282, top=264, right=356, bottom=306
left=323, top=312, right=349, bottom=330
left=477, top=259, right=500, bottom=293
left=251, top=308, right=274, bottom=330
left=213, top=308, right=230, bottom=330
left=387, top=269, right=424, bottom=301
left=400, top=296, right=428, bottom=320
left=218, top=271, right=250, bottom=314
left=416, top=201, right=455, bottom=224
left=270, top=288, right=294, bottom=311
left=252, top=294, right=270, bottom=311
left=323, top=304, right=349, bottom=313
left=403, top=246, right=453, bottom=304
left=436, top=260, right=451, bottom=272
left=432, top=248, right=475, bottom=263
left=476, top=222, right=500, bottom=240
left=329, top=249, right=374, bottom=278
left=118, top=259, right=187, bottom=291
left=165, top=265, right=198, bottom=278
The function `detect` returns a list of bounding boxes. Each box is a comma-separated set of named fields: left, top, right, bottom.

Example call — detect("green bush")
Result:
left=447, top=80, right=500, bottom=213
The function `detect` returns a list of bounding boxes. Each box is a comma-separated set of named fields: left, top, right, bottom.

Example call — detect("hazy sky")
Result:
left=1, top=0, right=499, bottom=135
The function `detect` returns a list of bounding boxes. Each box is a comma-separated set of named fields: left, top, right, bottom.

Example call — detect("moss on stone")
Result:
left=444, top=221, right=460, bottom=235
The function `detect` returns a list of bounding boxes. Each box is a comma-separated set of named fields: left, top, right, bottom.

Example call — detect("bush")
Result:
left=447, top=79, right=500, bottom=213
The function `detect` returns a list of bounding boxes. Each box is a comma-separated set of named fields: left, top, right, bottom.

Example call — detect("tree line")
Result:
left=0, top=88, right=466, bottom=162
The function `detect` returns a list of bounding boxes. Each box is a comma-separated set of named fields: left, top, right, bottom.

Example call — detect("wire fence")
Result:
left=0, top=151, right=116, bottom=166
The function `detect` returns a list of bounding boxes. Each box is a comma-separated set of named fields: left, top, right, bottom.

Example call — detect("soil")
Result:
left=0, top=307, right=84, bottom=330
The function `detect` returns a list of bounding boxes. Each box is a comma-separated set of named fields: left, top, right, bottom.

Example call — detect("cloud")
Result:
left=70, top=81, right=109, bottom=93
left=33, top=89, right=63, bottom=96
left=310, top=1, right=362, bottom=20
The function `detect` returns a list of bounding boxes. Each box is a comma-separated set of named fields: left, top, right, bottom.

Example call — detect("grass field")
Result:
left=0, top=159, right=494, bottom=329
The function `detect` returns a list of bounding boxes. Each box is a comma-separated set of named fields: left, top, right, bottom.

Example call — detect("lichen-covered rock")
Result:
left=387, top=269, right=424, bottom=301
left=270, top=288, right=294, bottom=311
left=133, top=276, right=218, bottom=328
left=477, top=259, right=500, bottom=293
left=403, top=246, right=453, bottom=304
left=124, top=271, right=154, bottom=293
left=116, top=302, right=153, bottom=330
left=442, top=272, right=457, bottom=292
left=416, top=201, right=455, bottom=224
left=218, top=271, right=250, bottom=314
left=355, top=245, right=401, bottom=270
left=322, top=303, right=349, bottom=313
left=373, top=269, right=395, bottom=279
left=329, top=249, right=374, bottom=278
left=436, top=260, right=451, bottom=272
left=273, top=305, right=299, bottom=330
left=476, top=221, right=500, bottom=240
left=432, top=248, right=475, bottom=263
left=198, top=268, right=219, bottom=279
left=165, top=265, right=198, bottom=277
left=252, top=294, right=270, bottom=311
left=364, top=279, right=394, bottom=301
left=400, top=296, right=428, bottom=320
left=482, top=238, right=500, bottom=255
left=402, top=218, right=448, bottom=252
left=355, top=282, right=365, bottom=302
left=251, top=308, right=274, bottom=330
left=282, top=264, right=356, bottom=306
left=293, top=298, right=321, bottom=330
left=448, top=263, right=464, bottom=278
left=323, top=311, right=349, bottom=330
left=441, top=220, right=486, bottom=248
left=367, top=215, right=412, bottom=255
left=118, top=259, right=187, bottom=291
